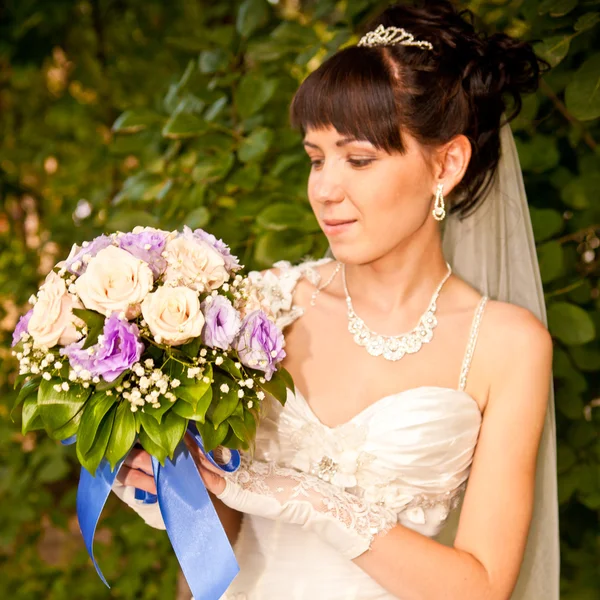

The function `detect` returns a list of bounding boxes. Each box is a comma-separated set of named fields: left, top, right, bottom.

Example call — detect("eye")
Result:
left=348, top=158, right=374, bottom=168
left=309, top=159, right=324, bottom=169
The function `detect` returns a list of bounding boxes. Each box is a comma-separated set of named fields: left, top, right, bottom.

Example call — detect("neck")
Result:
left=342, top=235, right=449, bottom=314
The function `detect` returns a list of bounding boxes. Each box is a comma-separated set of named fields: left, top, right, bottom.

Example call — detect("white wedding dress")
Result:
left=115, top=258, right=487, bottom=600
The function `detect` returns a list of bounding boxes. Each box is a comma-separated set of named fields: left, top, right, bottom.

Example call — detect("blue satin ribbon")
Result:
left=68, top=425, right=241, bottom=599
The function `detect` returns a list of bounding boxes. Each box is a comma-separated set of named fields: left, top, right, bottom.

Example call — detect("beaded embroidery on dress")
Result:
left=220, top=258, right=487, bottom=599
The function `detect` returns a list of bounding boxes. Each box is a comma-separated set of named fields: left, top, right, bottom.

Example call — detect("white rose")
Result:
left=141, top=285, right=205, bottom=346
left=28, top=271, right=83, bottom=348
left=75, top=245, right=153, bottom=318
left=163, top=236, right=228, bottom=292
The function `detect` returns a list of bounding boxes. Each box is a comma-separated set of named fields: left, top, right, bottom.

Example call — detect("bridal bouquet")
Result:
left=10, top=225, right=293, bottom=599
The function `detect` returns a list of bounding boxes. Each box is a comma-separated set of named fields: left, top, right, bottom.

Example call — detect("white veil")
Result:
left=324, top=119, right=560, bottom=597
left=441, top=120, right=560, bottom=599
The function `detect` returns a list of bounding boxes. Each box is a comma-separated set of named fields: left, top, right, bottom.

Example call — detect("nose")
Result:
left=311, top=160, right=345, bottom=205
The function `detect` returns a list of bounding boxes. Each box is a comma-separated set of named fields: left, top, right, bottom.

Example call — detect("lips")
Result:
left=321, top=218, right=357, bottom=236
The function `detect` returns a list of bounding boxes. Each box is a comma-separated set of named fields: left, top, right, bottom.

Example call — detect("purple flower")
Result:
left=190, top=227, right=241, bottom=272
left=233, top=310, right=285, bottom=381
left=12, top=309, right=33, bottom=347
left=61, top=313, right=144, bottom=382
left=201, top=295, right=241, bottom=350
left=117, top=229, right=167, bottom=278
left=64, top=235, right=113, bottom=276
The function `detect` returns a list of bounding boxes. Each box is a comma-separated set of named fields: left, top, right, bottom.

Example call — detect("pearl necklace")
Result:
left=342, top=263, right=452, bottom=361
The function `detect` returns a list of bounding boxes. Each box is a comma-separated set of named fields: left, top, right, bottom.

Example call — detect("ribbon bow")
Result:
left=64, top=423, right=240, bottom=600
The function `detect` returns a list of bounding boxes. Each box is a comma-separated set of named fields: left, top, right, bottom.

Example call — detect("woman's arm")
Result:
left=350, top=306, right=552, bottom=600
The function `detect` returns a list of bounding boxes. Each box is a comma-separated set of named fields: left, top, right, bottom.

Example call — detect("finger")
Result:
left=124, top=448, right=153, bottom=474
left=116, top=465, right=157, bottom=494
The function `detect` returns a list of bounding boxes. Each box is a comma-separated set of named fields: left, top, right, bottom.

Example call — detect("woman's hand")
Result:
left=115, top=446, right=157, bottom=495
left=115, top=436, right=227, bottom=497
left=183, top=435, right=227, bottom=496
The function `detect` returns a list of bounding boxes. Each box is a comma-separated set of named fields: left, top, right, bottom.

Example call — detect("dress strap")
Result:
left=458, top=296, right=489, bottom=392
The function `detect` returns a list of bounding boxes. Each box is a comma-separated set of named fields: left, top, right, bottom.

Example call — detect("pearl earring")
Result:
left=432, top=183, right=445, bottom=221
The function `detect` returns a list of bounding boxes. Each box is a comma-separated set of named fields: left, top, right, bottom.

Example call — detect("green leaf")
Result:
left=218, top=357, right=242, bottom=380
left=198, top=49, right=231, bottom=74
left=140, top=410, right=187, bottom=460
left=556, top=386, right=584, bottom=420
left=197, top=420, right=229, bottom=453
left=574, top=13, right=600, bottom=32
left=538, top=0, right=577, bottom=17
left=22, top=395, right=43, bottom=435
left=210, top=378, right=240, bottom=428
left=105, top=401, right=137, bottom=469
left=238, top=127, right=274, bottom=163
left=565, top=55, right=600, bottom=122
left=236, top=0, right=270, bottom=38
left=568, top=344, right=600, bottom=372
left=179, top=337, right=203, bottom=359
left=112, top=109, right=165, bottom=133
left=72, top=308, right=105, bottom=350
left=177, top=378, right=212, bottom=413
left=243, top=408, right=257, bottom=440
left=12, top=376, right=41, bottom=416
left=538, top=241, right=564, bottom=283
left=38, top=379, right=91, bottom=439
left=78, top=405, right=117, bottom=475
left=235, top=74, right=277, bottom=119
left=547, top=302, right=596, bottom=346
left=530, top=207, right=563, bottom=242
left=182, top=206, right=210, bottom=230
left=256, top=369, right=287, bottom=404
left=172, top=392, right=211, bottom=421
left=76, top=391, right=117, bottom=458
left=142, top=399, right=174, bottom=423
left=162, top=112, right=208, bottom=139
left=228, top=416, right=250, bottom=444
left=138, top=428, right=168, bottom=464
left=256, top=203, right=320, bottom=233
left=557, top=442, right=577, bottom=474
left=278, top=366, right=295, bottom=395
left=254, top=230, right=313, bottom=268
left=534, top=35, right=572, bottom=68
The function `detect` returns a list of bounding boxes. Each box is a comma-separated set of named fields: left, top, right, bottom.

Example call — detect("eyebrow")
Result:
left=302, top=137, right=369, bottom=149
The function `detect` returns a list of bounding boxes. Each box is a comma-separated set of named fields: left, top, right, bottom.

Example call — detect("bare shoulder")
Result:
left=479, top=299, right=552, bottom=392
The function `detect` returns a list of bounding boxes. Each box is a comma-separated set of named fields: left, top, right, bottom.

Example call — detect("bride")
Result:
left=113, top=1, right=560, bottom=598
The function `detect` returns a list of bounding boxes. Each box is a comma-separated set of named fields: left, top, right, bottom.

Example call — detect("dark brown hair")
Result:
left=289, top=0, right=549, bottom=216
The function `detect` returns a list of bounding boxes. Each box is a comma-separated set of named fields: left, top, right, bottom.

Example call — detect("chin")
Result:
left=326, top=243, right=373, bottom=266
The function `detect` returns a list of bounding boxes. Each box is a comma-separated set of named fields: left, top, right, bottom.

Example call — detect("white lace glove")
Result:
left=215, top=457, right=397, bottom=559
left=111, top=480, right=166, bottom=530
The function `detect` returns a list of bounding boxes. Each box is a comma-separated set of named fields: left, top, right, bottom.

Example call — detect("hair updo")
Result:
left=289, top=0, right=549, bottom=216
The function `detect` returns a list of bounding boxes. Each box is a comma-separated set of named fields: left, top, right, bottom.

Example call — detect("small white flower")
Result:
left=220, top=383, right=230, bottom=393
left=53, top=384, right=62, bottom=392
left=155, top=335, right=163, bottom=344
left=71, top=260, right=82, bottom=272
left=222, top=283, right=229, bottom=292
left=171, top=379, right=180, bottom=388
left=42, top=372, right=51, bottom=381
left=270, top=350, right=278, bottom=358
left=215, top=356, right=223, bottom=365
left=139, top=376, right=151, bottom=390
left=130, top=405, right=138, bottom=412
left=200, top=349, right=207, bottom=357
left=203, top=376, right=210, bottom=383
left=259, top=378, right=266, bottom=384
left=237, top=389, right=244, bottom=398
left=68, top=284, right=77, bottom=294
left=144, top=358, right=154, bottom=368
left=256, top=391, right=265, bottom=400
left=92, top=376, right=100, bottom=384
left=234, top=362, right=241, bottom=369
left=123, top=381, right=131, bottom=388
left=116, top=386, right=123, bottom=392
left=83, top=382, right=90, bottom=388
left=29, top=294, right=37, bottom=305
left=61, top=382, right=69, bottom=391
left=247, top=400, right=253, bottom=409
left=106, top=390, right=113, bottom=396
left=54, top=361, right=62, bottom=370
left=68, top=371, right=77, bottom=381
left=245, top=379, right=254, bottom=388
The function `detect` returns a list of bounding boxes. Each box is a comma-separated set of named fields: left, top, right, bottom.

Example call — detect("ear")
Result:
left=433, top=134, right=471, bottom=195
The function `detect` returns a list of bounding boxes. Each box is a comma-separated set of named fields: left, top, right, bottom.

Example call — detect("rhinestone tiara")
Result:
left=357, top=24, right=433, bottom=51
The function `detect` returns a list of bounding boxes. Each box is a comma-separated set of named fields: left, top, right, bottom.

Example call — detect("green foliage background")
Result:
left=0, top=0, right=598, bottom=598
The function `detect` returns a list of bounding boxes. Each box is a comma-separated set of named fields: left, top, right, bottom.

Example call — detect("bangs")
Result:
left=289, top=47, right=406, bottom=154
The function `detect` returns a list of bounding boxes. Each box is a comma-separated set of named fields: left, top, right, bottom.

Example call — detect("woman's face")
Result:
left=303, top=125, right=437, bottom=265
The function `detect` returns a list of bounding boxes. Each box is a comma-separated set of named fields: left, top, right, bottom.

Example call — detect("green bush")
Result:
left=1, top=1, right=598, bottom=598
